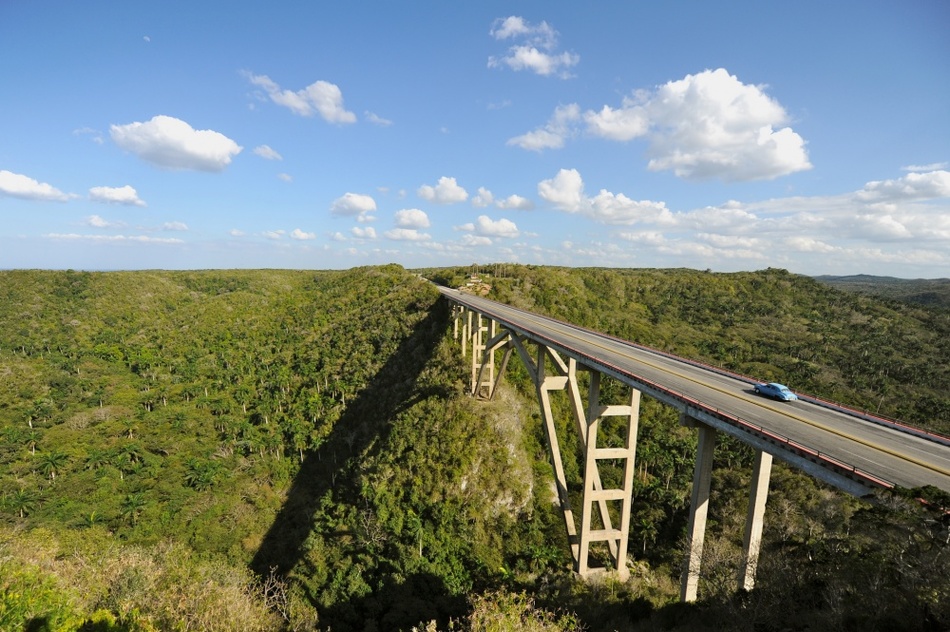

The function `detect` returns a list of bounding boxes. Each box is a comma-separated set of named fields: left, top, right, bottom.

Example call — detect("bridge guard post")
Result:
left=739, top=449, right=773, bottom=592
left=681, top=416, right=717, bottom=602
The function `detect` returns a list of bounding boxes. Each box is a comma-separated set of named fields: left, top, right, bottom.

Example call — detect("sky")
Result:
left=1, top=1, right=949, bottom=277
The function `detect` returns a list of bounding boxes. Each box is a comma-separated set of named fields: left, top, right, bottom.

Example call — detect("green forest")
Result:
left=1, top=265, right=948, bottom=631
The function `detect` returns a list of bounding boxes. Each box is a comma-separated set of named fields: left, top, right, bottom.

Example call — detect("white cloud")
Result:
left=418, top=176, right=468, bottom=204
left=263, top=230, right=285, bottom=240
left=85, top=215, right=120, bottom=228
left=245, top=72, right=356, bottom=124
left=162, top=221, right=188, bottom=231
left=472, top=187, right=494, bottom=208
left=73, top=127, right=104, bottom=145
left=365, top=112, right=392, bottom=126
left=537, top=168, right=587, bottom=213
left=45, top=233, right=183, bottom=244
left=291, top=228, right=316, bottom=240
left=459, top=215, right=520, bottom=238
left=110, top=115, right=242, bottom=172
left=352, top=226, right=377, bottom=239
left=507, top=104, right=579, bottom=151
left=584, top=98, right=650, bottom=141
left=460, top=234, right=493, bottom=247
left=855, top=170, right=950, bottom=202
left=384, top=228, right=431, bottom=241
left=496, top=194, right=534, bottom=211
left=538, top=168, right=673, bottom=225
left=488, top=16, right=579, bottom=78
left=0, top=170, right=70, bottom=201
left=331, top=193, right=377, bottom=222
left=229, top=229, right=245, bottom=237
left=89, top=185, right=146, bottom=207
left=277, top=173, right=292, bottom=182
left=253, top=145, right=282, bottom=160
left=637, top=68, right=810, bottom=181
left=394, top=208, right=430, bottom=229
left=515, top=69, right=811, bottom=182
left=902, top=162, right=948, bottom=172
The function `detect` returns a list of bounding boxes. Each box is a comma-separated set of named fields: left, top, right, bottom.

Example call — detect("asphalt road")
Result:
left=441, top=287, right=950, bottom=493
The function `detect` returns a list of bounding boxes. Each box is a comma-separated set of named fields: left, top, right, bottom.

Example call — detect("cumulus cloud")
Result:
left=111, top=115, right=242, bottom=172
left=89, top=185, right=146, bottom=207
left=488, top=16, right=579, bottom=78
left=245, top=72, right=356, bottom=124
left=394, top=208, right=430, bottom=229
left=507, top=104, right=579, bottom=151
left=608, top=69, right=811, bottom=181
left=472, top=187, right=494, bottom=208
left=855, top=170, right=950, bottom=203
left=538, top=168, right=673, bottom=225
left=460, top=234, right=493, bottom=247
left=290, top=228, right=316, bottom=240
left=537, top=168, right=587, bottom=213
left=418, top=176, right=468, bottom=204
left=85, top=215, right=120, bottom=228
left=458, top=215, right=520, bottom=238
left=253, top=145, right=283, bottom=160
left=514, top=69, right=811, bottom=182
left=352, top=226, right=377, bottom=239
left=263, top=230, right=286, bottom=240
left=0, top=170, right=71, bottom=201
left=496, top=194, right=534, bottom=211
left=331, top=193, right=377, bottom=222
left=385, top=228, right=431, bottom=241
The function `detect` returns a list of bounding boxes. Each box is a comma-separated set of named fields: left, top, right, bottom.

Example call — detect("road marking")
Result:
left=463, top=296, right=950, bottom=482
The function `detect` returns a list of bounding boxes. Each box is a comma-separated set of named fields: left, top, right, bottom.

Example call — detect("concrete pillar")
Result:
left=739, top=449, right=773, bottom=591
left=681, top=422, right=717, bottom=602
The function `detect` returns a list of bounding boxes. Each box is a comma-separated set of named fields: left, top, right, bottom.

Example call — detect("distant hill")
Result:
left=815, top=274, right=950, bottom=308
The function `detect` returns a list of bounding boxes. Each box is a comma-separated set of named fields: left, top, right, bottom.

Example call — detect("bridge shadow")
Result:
left=319, top=571, right=464, bottom=632
left=251, top=300, right=449, bottom=580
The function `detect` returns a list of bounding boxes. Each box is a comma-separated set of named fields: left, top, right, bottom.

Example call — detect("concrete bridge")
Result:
left=439, top=286, right=950, bottom=602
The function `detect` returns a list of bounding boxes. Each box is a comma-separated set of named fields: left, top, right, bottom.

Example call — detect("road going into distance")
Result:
left=439, top=287, right=950, bottom=494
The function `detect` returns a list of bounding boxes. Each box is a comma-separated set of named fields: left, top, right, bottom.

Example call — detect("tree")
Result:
left=5, top=488, right=39, bottom=518
left=120, top=492, right=146, bottom=526
left=37, top=450, right=68, bottom=481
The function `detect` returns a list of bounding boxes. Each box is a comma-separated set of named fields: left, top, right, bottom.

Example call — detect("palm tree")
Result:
left=37, top=450, right=68, bottom=481
left=6, top=488, right=39, bottom=518
left=120, top=493, right=146, bottom=526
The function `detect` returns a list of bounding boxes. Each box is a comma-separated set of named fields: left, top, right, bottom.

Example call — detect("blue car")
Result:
left=754, top=382, right=798, bottom=401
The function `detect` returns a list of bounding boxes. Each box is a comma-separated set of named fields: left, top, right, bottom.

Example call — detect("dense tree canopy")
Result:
left=1, top=265, right=947, bottom=631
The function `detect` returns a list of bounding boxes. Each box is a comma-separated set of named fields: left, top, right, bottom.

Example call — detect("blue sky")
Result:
left=2, top=1, right=949, bottom=276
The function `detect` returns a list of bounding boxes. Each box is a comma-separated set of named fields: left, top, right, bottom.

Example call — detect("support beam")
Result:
left=681, top=419, right=717, bottom=603
left=739, top=449, right=773, bottom=591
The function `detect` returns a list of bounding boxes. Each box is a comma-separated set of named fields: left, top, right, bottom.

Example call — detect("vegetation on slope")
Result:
left=816, top=274, right=950, bottom=309
left=1, top=265, right=948, bottom=631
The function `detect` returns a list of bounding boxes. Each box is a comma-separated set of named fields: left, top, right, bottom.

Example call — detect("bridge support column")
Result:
left=681, top=417, right=717, bottom=603
left=578, top=372, right=639, bottom=578
left=739, top=449, right=772, bottom=592
left=468, top=313, right=497, bottom=396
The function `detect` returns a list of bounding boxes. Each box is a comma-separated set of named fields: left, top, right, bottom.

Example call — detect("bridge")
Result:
left=438, top=286, right=950, bottom=602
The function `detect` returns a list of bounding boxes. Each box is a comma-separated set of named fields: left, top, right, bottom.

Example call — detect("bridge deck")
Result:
left=440, top=287, right=950, bottom=494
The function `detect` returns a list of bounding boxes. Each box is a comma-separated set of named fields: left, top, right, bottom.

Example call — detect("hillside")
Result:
left=1, top=266, right=948, bottom=631
left=815, top=274, right=950, bottom=309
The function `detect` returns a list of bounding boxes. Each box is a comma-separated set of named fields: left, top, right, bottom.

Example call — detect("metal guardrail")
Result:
left=443, top=288, right=901, bottom=490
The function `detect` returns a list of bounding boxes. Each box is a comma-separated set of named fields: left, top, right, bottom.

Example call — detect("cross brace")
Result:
left=454, top=306, right=639, bottom=577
